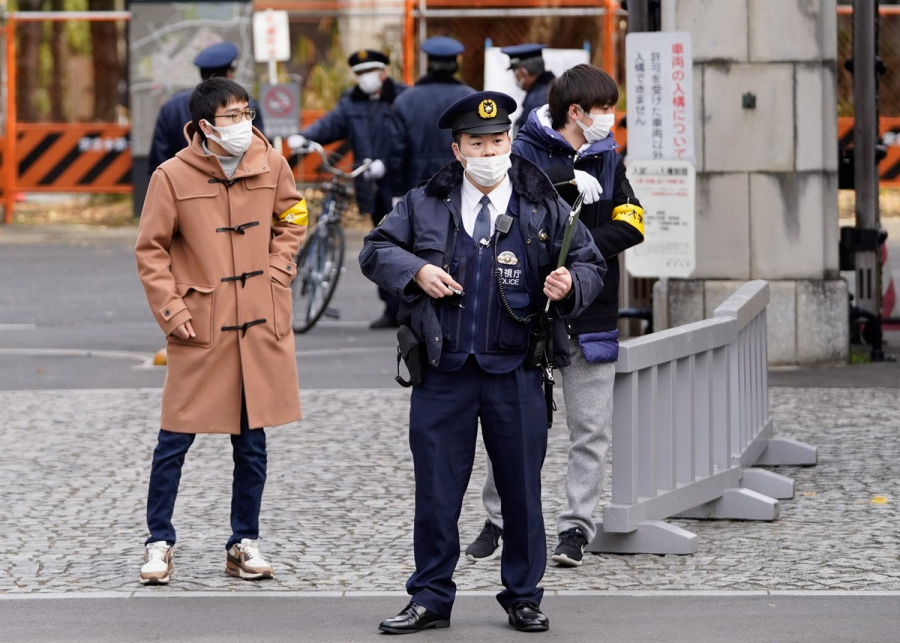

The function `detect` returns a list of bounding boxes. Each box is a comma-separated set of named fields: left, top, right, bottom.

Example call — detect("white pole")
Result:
left=268, top=56, right=282, bottom=153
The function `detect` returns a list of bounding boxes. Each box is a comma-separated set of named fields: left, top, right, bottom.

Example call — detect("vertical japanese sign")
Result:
left=624, top=160, right=696, bottom=278
left=626, top=32, right=694, bottom=162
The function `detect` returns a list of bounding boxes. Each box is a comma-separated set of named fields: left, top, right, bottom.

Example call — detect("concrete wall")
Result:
left=657, top=0, right=847, bottom=363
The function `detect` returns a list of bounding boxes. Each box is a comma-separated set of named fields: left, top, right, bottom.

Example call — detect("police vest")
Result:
left=436, top=196, right=536, bottom=374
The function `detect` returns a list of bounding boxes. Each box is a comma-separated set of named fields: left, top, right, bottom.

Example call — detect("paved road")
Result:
left=0, top=227, right=397, bottom=390
left=5, top=595, right=899, bottom=643
left=3, top=223, right=900, bottom=642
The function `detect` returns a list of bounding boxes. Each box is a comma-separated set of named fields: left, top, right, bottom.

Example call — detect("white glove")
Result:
left=287, top=134, right=308, bottom=151
left=364, top=159, right=386, bottom=181
left=391, top=196, right=402, bottom=208
left=572, top=169, right=602, bottom=204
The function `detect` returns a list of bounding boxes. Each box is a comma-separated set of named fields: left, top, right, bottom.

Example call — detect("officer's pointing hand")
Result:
left=543, top=267, right=573, bottom=301
left=414, top=264, right=463, bottom=299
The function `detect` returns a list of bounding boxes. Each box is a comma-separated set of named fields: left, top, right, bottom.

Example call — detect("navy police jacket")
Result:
left=512, top=106, right=643, bottom=335
left=148, top=90, right=264, bottom=175
left=514, top=71, right=555, bottom=136
left=359, top=155, right=606, bottom=369
left=301, top=78, right=407, bottom=215
left=390, top=72, right=475, bottom=194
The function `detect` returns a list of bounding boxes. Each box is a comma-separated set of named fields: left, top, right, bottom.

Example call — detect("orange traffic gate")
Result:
left=838, top=116, right=900, bottom=185
left=0, top=124, right=132, bottom=196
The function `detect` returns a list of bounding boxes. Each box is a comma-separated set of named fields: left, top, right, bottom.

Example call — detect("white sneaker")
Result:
left=140, top=541, right=173, bottom=585
left=226, top=538, right=274, bottom=580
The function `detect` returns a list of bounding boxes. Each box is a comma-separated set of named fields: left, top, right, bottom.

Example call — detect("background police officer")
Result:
left=148, top=42, right=265, bottom=175
left=390, top=36, right=475, bottom=195
left=360, top=91, right=605, bottom=634
left=293, top=49, right=407, bottom=329
left=500, top=43, right=555, bottom=137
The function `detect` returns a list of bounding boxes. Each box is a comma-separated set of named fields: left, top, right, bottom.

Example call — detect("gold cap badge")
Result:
left=358, top=50, right=368, bottom=60
left=478, top=99, right=497, bottom=119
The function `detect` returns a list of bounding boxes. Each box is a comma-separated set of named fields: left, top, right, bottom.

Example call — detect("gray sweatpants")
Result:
left=482, top=345, right=615, bottom=541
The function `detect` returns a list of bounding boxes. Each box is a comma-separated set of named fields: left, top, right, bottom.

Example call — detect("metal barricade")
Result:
left=588, top=281, right=817, bottom=555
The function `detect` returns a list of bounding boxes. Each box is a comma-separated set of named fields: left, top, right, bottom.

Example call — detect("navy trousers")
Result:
left=145, top=397, right=267, bottom=550
left=406, top=358, right=548, bottom=618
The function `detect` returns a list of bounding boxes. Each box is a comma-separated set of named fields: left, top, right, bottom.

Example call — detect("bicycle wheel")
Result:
left=291, top=222, right=345, bottom=333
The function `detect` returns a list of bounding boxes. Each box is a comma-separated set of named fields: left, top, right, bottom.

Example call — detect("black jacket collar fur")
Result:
left=424, top=155, right=556, bottom=204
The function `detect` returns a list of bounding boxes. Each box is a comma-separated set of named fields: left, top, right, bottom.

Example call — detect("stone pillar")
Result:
left=655, top=0, right=847, bottom=364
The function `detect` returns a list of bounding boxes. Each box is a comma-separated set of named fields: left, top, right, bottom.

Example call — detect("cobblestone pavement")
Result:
left=2, top=386, right=899, bottom=595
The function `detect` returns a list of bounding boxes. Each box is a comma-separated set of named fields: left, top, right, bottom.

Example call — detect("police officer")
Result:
left=148, top=42, right=265, bottom=175
left=360, top=91, right=605, bottom=634
left=500, top=43, right=555, bottom=137
left=389, top=36, right=475, bottom=194
left=293, top=49, right=407, bottom=329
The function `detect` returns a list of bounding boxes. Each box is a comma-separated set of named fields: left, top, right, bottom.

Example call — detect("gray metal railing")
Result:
left=588, top=280, right=817, bottom=555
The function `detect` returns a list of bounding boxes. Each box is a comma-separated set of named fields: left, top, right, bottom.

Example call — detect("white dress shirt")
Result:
left=460, top=171, right=513, bottom=240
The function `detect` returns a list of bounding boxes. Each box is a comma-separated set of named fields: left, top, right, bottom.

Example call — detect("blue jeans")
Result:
left=145, top=398, right=267, bottom=550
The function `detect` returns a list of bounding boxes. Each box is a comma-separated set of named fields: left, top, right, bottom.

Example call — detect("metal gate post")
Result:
left=3, top=14, right=15, bottom=224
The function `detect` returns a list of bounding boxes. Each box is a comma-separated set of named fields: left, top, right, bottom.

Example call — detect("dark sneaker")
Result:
left=550, top=528, right=589, bottom=567
left=465, top=520, right=502, bottom=561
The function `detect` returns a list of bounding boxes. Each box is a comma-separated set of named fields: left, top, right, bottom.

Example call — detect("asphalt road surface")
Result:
left=0, top=228, right=398, bottom=390
left=4, top=594, right=899, bottom=643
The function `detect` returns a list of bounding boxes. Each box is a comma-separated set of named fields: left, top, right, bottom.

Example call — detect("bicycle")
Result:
left=289, top=140, right=372, bottom=333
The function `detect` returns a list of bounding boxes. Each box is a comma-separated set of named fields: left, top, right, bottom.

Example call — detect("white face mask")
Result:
left=357, top=70, right=384, bottom=95
left=460, top=151, right=512, bottom=187
left=204, top=118, right=253, bottom=156
left=576, top=109, right=615, bottom=143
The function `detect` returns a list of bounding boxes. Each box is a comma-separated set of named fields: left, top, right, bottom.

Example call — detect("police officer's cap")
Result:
left=421, top=36, right=464, bottom=60
left=194, top=42, right=239, bottom=70
left=348, top=49, right=390, bottom=73
left=500, top=43, right=546, bottom=70
left=437, top=91, right=517, bottom=135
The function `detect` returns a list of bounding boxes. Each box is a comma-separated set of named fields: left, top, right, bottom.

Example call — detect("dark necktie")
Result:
left=474, top=195, right=492, bottom=245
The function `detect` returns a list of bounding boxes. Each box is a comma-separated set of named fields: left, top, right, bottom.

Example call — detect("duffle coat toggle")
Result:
left=221, top=269, right=264, bottom=288
left=217, top=221, right=260, bottom=234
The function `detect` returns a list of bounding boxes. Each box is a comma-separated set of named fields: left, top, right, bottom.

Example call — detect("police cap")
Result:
left=437, top=91, right=517, bottom=135
left=194, top=42, right=239, bottom=70
left=348, top=49, right=390, bottom=73
left=421, top=36, right=465, bottom=60
left=500, top=43, right=546, bottom=70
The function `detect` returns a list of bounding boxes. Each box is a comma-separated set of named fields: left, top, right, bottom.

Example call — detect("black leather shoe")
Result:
left=378, top=602, right=450, bottom=634
left=507, top=601, right=549, bottom=632
left=370, top=313, right=401, bottom=329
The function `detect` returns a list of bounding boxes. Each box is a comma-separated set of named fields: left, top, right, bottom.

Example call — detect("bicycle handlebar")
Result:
left=292, top=140, right=373, bottom=180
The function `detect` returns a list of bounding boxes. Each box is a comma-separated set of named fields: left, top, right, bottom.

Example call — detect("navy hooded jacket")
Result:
left=301, top=77, right=407, bottom=215
left=359, top=155, right=606, bottom=369
left=512, top=106, right=643, bottom=335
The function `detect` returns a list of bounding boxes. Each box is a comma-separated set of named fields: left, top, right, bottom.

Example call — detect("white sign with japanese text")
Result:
left=624, top=160, right=696, bottom=278
left=626, top=32, right=694, bottom=162
left=253, top=10, right=291, bottom=63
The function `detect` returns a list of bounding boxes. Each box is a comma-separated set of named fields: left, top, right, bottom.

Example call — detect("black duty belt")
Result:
left=216, top=221, right=260, bottom=234
left=221, top=319, right=266, bottom=337
left=221, top=270, right=264, bottom=288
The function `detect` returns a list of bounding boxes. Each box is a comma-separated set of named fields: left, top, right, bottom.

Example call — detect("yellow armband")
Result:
left=275, top=200, right=308, bottom=226
left=612, top=203, right=645, bottom=236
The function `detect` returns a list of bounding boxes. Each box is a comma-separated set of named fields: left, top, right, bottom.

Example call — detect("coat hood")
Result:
left=424, top=154, right=557, bottom=203
left=517, top=105, right=618, bottom=159
left=173, top=123, right=273, bottom=181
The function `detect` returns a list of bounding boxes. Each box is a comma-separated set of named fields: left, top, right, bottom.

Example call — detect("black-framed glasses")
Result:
left=214, top=108, right=257, bottom=124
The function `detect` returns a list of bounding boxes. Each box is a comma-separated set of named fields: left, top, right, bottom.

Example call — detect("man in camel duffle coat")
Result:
left=135, top=77, right=307, bottom=586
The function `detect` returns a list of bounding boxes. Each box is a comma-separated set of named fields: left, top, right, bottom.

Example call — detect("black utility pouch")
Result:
left=395, top=325, right=425, bottom=387
left=524, top=317, right=548, bottom=370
